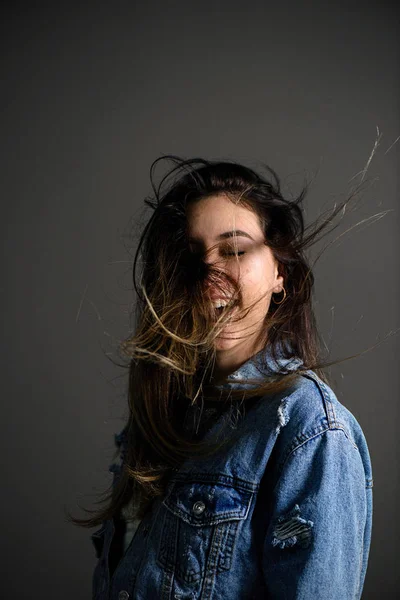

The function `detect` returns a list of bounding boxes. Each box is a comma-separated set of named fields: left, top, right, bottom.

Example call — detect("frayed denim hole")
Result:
left=271, top=504, right=314, bottom=550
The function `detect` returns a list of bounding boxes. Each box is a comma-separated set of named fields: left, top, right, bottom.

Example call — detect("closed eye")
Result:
left=188, top=247, right=246, bottom=259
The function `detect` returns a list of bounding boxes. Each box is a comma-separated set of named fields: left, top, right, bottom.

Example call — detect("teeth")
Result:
left=212, top=300, right=229, bottom=309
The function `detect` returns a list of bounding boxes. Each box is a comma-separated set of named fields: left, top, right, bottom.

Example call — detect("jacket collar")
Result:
left=215, top=340, right=304, bottom=391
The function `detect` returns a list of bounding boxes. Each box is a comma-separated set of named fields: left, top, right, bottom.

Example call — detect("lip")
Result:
left=211, top=304, right=239, bottom=323
left=209, top=295, right=231, bottom=302
left=205, top=283, right=234, bottom=301
left=207, top=289, right=233, bottom=301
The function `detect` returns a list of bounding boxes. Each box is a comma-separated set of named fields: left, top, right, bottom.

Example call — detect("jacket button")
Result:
left=192, top=500, right=206, bottom=515
left=118, top=591, right=129, bottom=600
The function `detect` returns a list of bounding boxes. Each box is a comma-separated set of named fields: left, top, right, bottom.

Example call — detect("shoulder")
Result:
left=264, top=369, right=373, bottom=481
left=108, top=425, right=129, bottom=481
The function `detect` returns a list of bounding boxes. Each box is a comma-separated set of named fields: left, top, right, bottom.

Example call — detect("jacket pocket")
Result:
left=157, top=474, right=255, bottom=586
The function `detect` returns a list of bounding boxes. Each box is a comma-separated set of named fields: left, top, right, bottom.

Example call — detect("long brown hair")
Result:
left=67, top=154, right=388, bottom=528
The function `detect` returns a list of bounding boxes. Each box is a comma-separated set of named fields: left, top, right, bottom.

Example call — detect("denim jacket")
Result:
left=91, top=346, right=373, bottom=599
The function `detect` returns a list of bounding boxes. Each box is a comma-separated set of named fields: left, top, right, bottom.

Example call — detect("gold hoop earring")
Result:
left=273, top=286, right=286, bottom=304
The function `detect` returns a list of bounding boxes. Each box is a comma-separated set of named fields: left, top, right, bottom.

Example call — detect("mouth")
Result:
left=211, top=297, right=229, bottom=310
left=211, top=301, right=238, bottom=321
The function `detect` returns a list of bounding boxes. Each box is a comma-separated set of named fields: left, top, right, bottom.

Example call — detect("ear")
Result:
left=273, top=262, right=284, bottom=293
left=273, top=273, right=284, bottom=294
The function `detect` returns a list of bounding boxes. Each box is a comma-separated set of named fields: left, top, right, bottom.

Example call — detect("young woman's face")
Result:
left=186, top=193, right=284, bottom=353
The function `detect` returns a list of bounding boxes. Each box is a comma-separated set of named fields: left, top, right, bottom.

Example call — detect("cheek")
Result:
left=239, top=258, right=275, bottom=301
left=239, top=257, right=268, bottom=287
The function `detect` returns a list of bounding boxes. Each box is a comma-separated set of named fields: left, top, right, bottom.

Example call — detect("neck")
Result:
left=210, top=335, right=266, bottom=385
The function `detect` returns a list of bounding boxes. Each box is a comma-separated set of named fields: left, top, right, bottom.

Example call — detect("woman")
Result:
left=69, top=156, right=373, bottom=599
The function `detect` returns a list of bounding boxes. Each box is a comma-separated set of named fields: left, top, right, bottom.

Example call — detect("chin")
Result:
left=214, top=335, right=239, bottom=350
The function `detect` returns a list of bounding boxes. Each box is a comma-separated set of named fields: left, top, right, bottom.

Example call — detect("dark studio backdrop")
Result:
left=0, top=1, right=398, bottom=598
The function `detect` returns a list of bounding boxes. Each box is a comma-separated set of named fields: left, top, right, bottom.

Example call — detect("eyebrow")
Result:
left=188, top=230, right=254, bottom=243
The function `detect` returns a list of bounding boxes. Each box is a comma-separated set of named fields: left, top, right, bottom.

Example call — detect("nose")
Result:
left=202, top=247, right=218, bottom=265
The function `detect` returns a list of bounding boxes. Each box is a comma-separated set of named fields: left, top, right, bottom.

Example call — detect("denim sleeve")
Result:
left=262, top=428, right=370, bottom=599
left=108, top=426, right=128, bottom=486
left=90, top=426, right=128, bottom=557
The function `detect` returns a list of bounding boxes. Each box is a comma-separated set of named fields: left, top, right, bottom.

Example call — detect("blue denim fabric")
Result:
left=91, top=346, right=373, bottom=599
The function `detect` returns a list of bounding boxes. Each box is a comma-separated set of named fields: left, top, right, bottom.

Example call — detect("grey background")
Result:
left=1, top=2, right=398, bottom=598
